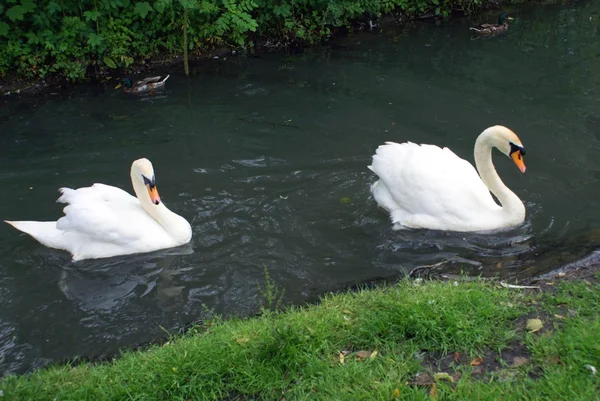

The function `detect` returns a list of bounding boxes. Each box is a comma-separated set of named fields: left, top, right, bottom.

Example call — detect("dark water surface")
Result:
left=2, top=1, right=600, bottom=376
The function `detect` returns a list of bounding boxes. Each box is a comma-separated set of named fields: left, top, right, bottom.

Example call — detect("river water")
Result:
left=1, top=1, right=599, bottom=376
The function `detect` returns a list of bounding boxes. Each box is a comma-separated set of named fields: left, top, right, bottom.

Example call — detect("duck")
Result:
left=117, top=75, right=170, bottom=94
left=368, top=125, right=527, bottom=232
left=5, top=158, right=192, bottom=261
left=470, top=13, right=514, bottom=36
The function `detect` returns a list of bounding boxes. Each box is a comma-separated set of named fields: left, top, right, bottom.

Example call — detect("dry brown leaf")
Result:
left=369, top=350, right=378, bottom=359
left=433, top=372, right=454, bottom=383
left=235, top=337, right=249, bottom=344
left=554, top=314, right=566, bottom=320
left=342, top=309, right=352, bottom=314
left=413, top=372, right=433, bottom=386
left=339, top=352, right=345, bottom=365
left=453, top=352, right=460, bottom=363
left=392, top=388, right=400, bottom=398
left=430, top=383, right=438, bottom=399
left=355, top=350, right=372, bottom=359
left=470, top=357, right=483, bottom=366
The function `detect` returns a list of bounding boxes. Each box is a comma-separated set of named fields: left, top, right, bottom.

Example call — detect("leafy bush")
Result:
left=0, top=0, right=488, bottom=80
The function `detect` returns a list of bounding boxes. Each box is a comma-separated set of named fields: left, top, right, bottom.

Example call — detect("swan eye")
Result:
left=509, top=142, right=526, bottom=156
left=142, top=175, right=156, bottom=188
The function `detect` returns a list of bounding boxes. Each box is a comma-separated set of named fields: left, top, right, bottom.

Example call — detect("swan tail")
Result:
left=5, top=220, right=67, bottom=250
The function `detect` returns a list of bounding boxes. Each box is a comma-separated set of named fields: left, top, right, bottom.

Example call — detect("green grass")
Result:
left=1, top=279, right=599, bottom=400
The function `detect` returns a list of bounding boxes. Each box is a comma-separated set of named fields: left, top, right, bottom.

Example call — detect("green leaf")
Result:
left=47, top=1, right=61, bottom=15
left=83, top=10, right=101, bottom=21
left=20, top=0, right=36, bottom=12
left=134, top=1, right=153, bottom=18
left=6, top=5, right=26, bottom=21
left=179, top=0, right=198, bottom=9
left=103, top=56, right=117, bottom=69
left=26, top=32, right=39, bottom=44
left=0, top=22, right=9, bottom=37
left=154, top=0, right=171, bottom=13
left=87, top=32, right=104, bottom=47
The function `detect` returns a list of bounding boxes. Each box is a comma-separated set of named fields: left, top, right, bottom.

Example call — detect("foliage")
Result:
left=0, top=0, right=494, bottom=81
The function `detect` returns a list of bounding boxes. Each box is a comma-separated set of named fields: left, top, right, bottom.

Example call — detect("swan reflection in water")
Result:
left=57, top=245, right=194, bottom=313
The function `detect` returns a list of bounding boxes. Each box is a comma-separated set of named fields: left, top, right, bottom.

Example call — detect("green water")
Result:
left=1, top=1, right=600, bottom=376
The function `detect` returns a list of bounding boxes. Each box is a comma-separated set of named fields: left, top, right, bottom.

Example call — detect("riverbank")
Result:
left=1, top=263, right=598, bottom=400
left=0, top=0, right=566, bottom=96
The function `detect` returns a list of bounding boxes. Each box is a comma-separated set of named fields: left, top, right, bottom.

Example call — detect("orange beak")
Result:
left=511, top=151, right=526, bottom=173
left=147, top=185, right=161, bottom=205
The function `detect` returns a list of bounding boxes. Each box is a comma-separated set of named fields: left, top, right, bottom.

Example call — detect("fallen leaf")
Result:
left=355, top=350, right=372, bottom=359
left=236, top=337, right=249, bottom=344
left=339, top=352, right=345, bottom=364
left=554, top=314, right=566, bottom=320
left=526, top=318, right=543, bottom=333
left=430, top=383, right=438, bottom=399
left=342, top=309, right=352, bottom=314
left=454, top=352, right=460, bottom=363
left=369, top=350, right=378, bottom=359
left=433, top=372, right=454, bottom=383
left=584, top=364, right=597, bottom=376
left=340, top=197, right=352, bottom=204
left=413, top=372, right=433, bottom=385
left=470, top=357, right=483, bottom=366
left=512, top=356, right=529, bottom=367
left=392, top=388, right=400, bottom=398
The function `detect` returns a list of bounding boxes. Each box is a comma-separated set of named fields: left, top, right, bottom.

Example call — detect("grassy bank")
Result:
left=1, top=273, right=599, bottom=400
left=0, top=0, right=561, bottom=85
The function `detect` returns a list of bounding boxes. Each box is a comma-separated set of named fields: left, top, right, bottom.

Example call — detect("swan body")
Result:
left=368, top=125, right=527, bottom=232
left=5, top=158, right=192, bottom=261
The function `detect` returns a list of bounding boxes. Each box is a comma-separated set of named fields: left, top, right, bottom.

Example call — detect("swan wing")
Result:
left=369, top=142, right=498, bottom=222
left=55, top=184, right=159, bottom=245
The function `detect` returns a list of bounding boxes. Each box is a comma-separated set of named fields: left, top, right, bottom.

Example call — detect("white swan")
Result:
left=368, top=125, right=527, bottom=232
left=5, top=158, right=192, bottom=261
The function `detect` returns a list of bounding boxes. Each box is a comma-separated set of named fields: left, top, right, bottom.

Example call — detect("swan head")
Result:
left=131, top=158, right=161, bottom=205
left=486, top=125, right=527, bottom=173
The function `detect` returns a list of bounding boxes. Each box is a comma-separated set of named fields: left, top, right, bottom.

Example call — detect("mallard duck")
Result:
left=470, top=13, right=514, bottom=36
left=117, top=75, right=170, bottom=94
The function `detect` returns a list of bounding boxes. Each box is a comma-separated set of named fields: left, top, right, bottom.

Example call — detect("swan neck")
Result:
left=131, top=175, right=192, bottom=243
left=474, top=131, right=524, bottom=216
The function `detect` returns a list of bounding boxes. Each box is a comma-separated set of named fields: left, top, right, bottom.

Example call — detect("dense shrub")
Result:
left=0, top=0, right=487, bottom=80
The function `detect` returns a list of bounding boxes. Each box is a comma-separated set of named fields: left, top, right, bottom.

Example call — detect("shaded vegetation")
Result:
left=0, top=0, right=557, bottom=82
left=1, top=277, right=599, bottom=400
